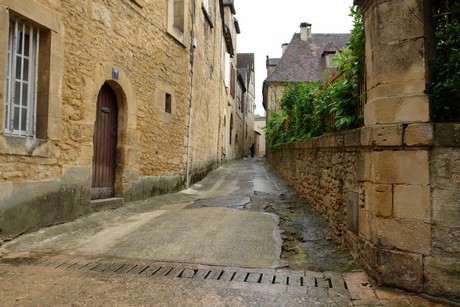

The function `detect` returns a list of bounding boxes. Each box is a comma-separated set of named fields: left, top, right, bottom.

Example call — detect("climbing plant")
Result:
left=427, top=0, right=460, bottom=122
left=265, top=6, right=365, bottom=151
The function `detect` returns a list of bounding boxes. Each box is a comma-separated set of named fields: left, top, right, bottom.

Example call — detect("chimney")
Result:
left=281, top=43, right=289, bottom=55
left=300, top=22, right=312, bottom=41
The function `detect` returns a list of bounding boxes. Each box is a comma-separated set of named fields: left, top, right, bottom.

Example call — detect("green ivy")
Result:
left=265, top=6, right=365, bottom=152
left=427, top=1, right=460, bottom=122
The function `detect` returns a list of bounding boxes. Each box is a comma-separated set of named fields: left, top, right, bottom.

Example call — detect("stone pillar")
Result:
left=355, top=0, right=433, bottom=293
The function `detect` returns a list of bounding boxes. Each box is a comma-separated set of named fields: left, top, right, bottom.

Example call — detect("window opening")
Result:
left=5, top=18, right=40, bottom=137
left=173, top=0, right=184, bottom=32
left=165, top=93, right=172, bottom=113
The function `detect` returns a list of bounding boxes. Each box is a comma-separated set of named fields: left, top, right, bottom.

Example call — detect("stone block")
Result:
left=367, top=79, right=426, bottom=102
left=360, top=126, right=372, bottom=146
left=371, top=124, right=403, bottom=147
left=364, top=95, right=429, bottom=125
left=358, top=208, right=371, bottom=239
left=424, top=257, right=460, bottom=301
left=371, top=0, right=425, bottom=44
left=404, top=123, right=433, bottom=147
left=373, top=217, right=431, bottom=255
left=343, top=129, right=361, bottom=147
left=357, top=151, right=371, bottom=182
left=365, top=183, right=393, bottom=217
left=372, top=150, right=429, bottom=185
left=434, top=123, right=460, bottom=147
left=376, top=249, right=423, bottom=292
left=367, top=39, right=426, bottom=91
left=432, top=188, right=460, bottom=223
left=431, top=222, right=460, bottom=258
left=393, top=185, right=430, bottom=221
left=430, top=148, right=460, bottom=188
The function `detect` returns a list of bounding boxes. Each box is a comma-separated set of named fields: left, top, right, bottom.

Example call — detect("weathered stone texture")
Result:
left=269, top=131, right=362, bottom=238
left=424, top=257, right=460, bottom=301
left=363, top=0, right=429, bottom=125
left=430, top=146, right=460, bottom=262
left=365, top=183, right=392, bottom=217
left=404, top=123, right=434, bottom=147
left=268, top=124, right=459, bottom=299
left=0, top=0, right=234, bottom=237
left=393, top=184, right=430, bottom=221
left=371, top=150, right=429, bottom=185
left=376, top=249, right=424, bottom=293
left=372, top=218, right=431, bottom=255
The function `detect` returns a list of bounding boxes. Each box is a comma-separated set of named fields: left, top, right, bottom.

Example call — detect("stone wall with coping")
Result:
left=269, top=0, right=460, bottom=301
left=268, top=123, right=460, bottom=301
left=268, top=129, right=364, bottom=238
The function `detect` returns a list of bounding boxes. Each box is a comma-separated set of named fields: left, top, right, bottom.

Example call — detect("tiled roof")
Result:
left=237, top=53, right=255, bottom=71
left=237, top=53, right=255, bottom=86
left=265, top=33, right=350, bottom=83
left=267, top=58, right=281, bottom=67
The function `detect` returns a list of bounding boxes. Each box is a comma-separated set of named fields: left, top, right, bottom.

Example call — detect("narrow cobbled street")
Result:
left=0, top=159, right=440, bottom=306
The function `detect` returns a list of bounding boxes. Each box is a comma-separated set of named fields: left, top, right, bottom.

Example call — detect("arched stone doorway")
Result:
left=91, top=83, right=118, bottom=199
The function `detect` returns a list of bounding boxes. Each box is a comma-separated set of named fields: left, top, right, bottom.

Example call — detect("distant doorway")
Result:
left=91, top=83, right=118, bottom=199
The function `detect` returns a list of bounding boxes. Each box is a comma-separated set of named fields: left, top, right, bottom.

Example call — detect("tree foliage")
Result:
left=265, top=6, right=365, bottom=151
left=427, top=0, right=460, bottom=122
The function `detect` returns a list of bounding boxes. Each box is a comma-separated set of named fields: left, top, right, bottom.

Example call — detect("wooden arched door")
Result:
left=91, top=83, right=118, bottom=199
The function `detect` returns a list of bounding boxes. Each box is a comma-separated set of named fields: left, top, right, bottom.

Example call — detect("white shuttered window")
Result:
left=5, top=18, right=40, bottom=137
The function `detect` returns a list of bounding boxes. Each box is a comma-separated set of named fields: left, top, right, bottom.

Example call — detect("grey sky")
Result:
left=235, top=0, right=354, bottom=115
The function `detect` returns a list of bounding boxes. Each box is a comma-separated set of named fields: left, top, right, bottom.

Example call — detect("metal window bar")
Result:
left=5, top=19, right=39, bottom=137
left=5, top=20, right=13, bottom=132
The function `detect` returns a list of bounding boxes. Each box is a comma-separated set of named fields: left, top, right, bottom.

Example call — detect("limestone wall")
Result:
left=268, top=130, right=363, bottom=237
left=269, top=0, right=459, bottom=300
left=0, top=0, right=232, bottom=238
left=426, top=124, right=460, bottom=299
left=268, top=123, right=460, bottom=301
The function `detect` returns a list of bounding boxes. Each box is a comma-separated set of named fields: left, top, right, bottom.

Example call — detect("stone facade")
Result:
left=268, top=0, right=459, bottom=302
left=0, top=0, right=246, bottom=238
left=237, top=53, right=256, bottom=158
left=254, top=115, right=266, bottom=157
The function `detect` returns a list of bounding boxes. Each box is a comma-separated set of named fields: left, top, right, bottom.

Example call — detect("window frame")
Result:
left=167, top=0, right=187, bottom=45
left=325, top=53, right=337, bottom=69
left=5, top=17, right=40, bottom=137
left=0, top=0, right=64, bottom=152
left=165, top=93, right=172, bottom=114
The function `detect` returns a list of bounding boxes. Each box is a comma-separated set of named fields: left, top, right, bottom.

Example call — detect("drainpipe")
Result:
left=186, top=0, right=196, bottom=188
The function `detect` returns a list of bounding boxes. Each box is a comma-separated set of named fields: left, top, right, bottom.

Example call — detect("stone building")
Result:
left=254, top=115, right=266, bottom=157
left=237, top=53, right=255, bottom=158
left=0, top=0, right=242, bottom=238
left=262, top=23, right=350, bottom=115
left=267, top=0, right=460, bottom=301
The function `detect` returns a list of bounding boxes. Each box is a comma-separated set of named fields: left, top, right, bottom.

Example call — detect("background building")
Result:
left=254, top=115, right=266, bottom=157
left=237, top=53, right=255, bottom=158
left=263, top=23, right=350, bottom=115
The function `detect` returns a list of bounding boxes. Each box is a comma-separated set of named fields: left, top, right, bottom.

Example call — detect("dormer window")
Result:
left=325, top=53, right=337, bottom=68
left=322, top=42, right=339, bottom=69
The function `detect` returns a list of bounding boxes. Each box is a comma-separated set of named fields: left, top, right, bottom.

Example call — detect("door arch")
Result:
left=91, top=83, right=118, bottom=199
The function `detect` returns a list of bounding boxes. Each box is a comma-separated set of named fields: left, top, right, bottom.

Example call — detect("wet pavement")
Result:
left=0, top=158, right=444, bottom=306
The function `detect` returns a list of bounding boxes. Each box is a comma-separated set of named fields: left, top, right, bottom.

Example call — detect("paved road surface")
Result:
left=0, top=159, right=443, bottom=306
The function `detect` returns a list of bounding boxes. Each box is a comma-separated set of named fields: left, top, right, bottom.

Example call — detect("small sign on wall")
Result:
left=112, top=68, right=119, bottom=80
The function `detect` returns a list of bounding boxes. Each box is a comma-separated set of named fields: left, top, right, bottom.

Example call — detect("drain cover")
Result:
left=0, top=255, right=348, bottom=290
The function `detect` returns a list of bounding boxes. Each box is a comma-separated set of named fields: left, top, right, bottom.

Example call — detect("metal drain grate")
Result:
left=0, top=256, right=348, bottom=290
